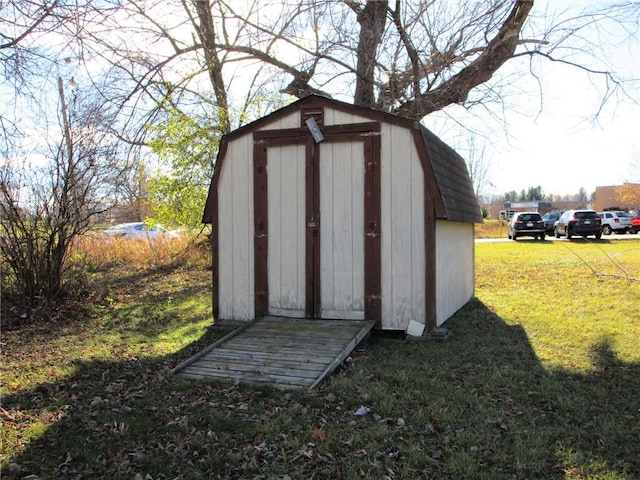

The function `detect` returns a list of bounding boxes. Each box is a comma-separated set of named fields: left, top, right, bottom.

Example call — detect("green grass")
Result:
left=1, top=239, right=639, bottom=479
left=476, top=241, right=640, bottom=370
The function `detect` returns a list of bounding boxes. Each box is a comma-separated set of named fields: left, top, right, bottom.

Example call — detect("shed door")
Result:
left=265, top=142, right=364, bottom=319
left=266, top=145, right=307, bottom=318
left=319, top=142, right=365, bottom=319
left=254, top=124, right=381, bottom=323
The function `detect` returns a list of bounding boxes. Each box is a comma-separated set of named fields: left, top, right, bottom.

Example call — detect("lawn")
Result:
left=1, top=237, right=639, bottom=479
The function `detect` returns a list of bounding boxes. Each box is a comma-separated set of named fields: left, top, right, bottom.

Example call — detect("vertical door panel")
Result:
left=319, top=142, right=365, bottom=319
left=267, top=145, right=306, bottom=317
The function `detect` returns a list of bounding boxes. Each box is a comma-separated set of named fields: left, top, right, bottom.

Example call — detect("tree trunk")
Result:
left=193, top=0, right=231, bottom=134
left=353, top=0, right=388, bottom=108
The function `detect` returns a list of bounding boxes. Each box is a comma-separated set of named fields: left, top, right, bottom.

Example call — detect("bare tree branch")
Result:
left=396, top=0, right=534, bottom=119
left=0, top=0, right=60, bottom=50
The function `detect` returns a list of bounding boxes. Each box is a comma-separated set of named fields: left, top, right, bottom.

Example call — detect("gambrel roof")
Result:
left=204, top=95, right=482, bottom=224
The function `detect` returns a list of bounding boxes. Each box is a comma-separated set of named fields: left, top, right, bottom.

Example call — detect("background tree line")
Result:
left=494, top=186, right=592, bottom=203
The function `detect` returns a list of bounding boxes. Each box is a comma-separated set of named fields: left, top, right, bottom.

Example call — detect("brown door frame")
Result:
left=253, top=122, right=381, bottom=324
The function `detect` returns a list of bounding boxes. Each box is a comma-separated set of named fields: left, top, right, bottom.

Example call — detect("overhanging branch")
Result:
left=395, top=0, right=534, bottom=119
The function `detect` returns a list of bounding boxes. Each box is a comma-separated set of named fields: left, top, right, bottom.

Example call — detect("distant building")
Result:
left=487, top=200, right=590, bottom=219
left=486, top=183, right=640, bottom=219
left=594, top=183, right=640, bottom=211
left=506, top=200, right=552, bottom=211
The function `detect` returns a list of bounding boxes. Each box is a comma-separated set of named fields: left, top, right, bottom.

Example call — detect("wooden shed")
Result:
left=202, top=95, right=482, bottom=335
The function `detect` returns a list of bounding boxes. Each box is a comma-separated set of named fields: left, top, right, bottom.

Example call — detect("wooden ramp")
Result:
left=171, top=317, right=375, bottom=389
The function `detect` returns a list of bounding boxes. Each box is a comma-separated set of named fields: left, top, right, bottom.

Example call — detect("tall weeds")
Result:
left=72, top=232, right=211, bottom=271
left=1, top=232, right=211, bottom=325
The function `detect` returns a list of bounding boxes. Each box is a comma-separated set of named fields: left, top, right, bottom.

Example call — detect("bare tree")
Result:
left=4, top=1, right=638, bottom=147
left=67, top=0, right=638, bottom=141
left=26, top=0, right=626, bottom=236
left=1, top=0, right=61, bottom=83
left=456, top=136, right=493, bottom=201
left=1, top=0, right=58, bottom=153
left=1, top=1, right=103, bottom=152
left=0, top=77, right=124, bottom=304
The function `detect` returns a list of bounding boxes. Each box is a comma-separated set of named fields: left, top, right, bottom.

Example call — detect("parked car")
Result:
left=103, top=222, right=181, bottom=241
left=541, top=211, right=565, bottom=234
left=630, top=209, right=640, bottom=234
left=554, top=210, right=602, bottom=239
left=597, top=211, right=632, bottom=235
left=507, top=212, right=546, bottom=240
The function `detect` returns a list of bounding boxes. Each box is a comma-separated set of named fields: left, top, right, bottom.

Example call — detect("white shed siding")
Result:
left=435, top=220, right=475, bottom=325
left=256, top=106, right=370, bottom=130
left=217, top=111, right=305, bottom=322
left=267, top=145, right=307, bottom=317
left=380, top=123, right=426, bottom=330
left=324, top=108, right=370, bottom=126
left=259, top=111, right=300, bottom=130
left=217, top=135, right=255, bottom=320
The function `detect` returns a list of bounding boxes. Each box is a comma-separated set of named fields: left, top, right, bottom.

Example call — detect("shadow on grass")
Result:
left=393, top=299, right=640, bottom=478
left=2, top=298, right=638, bottom=479
left=559, top=237, right=621, bottom=244
left=508, top=238, right=620, bottom=244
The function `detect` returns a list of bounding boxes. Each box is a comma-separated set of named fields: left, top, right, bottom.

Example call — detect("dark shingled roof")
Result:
left=418, top=124, right=483, bottom=224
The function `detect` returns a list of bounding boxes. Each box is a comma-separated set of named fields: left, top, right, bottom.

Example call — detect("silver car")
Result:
left=103, top=222, right=181, bottom=241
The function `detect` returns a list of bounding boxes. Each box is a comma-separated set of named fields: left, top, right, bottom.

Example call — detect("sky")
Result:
left=469, top=64, right=639, bottom=198
left=490, top=99, right=639, bottom=197
left=454, top=73, right=638, bottom=199
left=424, top=1, right=640, bottom=199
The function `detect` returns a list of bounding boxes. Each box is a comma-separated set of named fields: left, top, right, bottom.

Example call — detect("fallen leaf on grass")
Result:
left=1, top=406, right=16, bottom=422
left=311, top=427, right=326, bottom=442
left=430, top=449, right=443, bottom=460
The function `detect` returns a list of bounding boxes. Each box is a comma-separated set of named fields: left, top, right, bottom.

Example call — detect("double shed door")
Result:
left=253, top=124, right=381, bottom=322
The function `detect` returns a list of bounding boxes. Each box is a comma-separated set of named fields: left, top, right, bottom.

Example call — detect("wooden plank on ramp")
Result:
left=171, top=316, right=374, bottom=389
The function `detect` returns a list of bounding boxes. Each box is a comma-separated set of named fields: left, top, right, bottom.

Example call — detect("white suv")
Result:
left=597, top=211, right=632, bottom=235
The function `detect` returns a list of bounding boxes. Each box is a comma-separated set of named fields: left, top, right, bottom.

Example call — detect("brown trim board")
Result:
left=310, top=139, right=321, bottom=317
left=423, top=200, right=437, bottom=332
left=411, top=129, right=439, bottom=331
left=207, top=141, right=229, bottom=320
left=253, top=140, right=269, bottom=317
left=411, top=128, right=446, bottom=219
left=364, top=133, right=382, bottom=327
